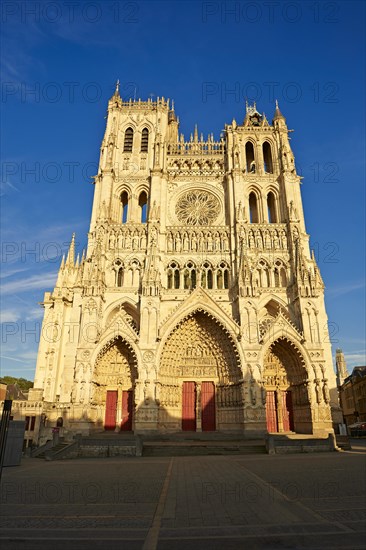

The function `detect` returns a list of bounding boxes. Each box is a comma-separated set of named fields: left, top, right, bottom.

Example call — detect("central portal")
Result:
left=182, top=381, right=216, bottom=431
left=159, top=311, right=242, bottom=432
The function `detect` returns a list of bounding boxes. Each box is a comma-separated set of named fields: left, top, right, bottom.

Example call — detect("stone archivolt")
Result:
left=91, top=337, right=137, bottom=404
left=160, top=312, right=241, bottom=385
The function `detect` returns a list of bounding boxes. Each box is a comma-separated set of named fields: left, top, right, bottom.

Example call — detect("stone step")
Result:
left=35, top=442, right=70, bottom=459
left=142, top=442, right=267, bottom=457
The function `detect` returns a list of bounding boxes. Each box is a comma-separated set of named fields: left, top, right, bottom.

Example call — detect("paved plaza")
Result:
left=1, top=442, right=365, bottom=549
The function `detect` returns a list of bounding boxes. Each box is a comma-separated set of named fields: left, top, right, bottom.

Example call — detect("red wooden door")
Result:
left=201, top=382, right=216, bottom=431
left=266, top=391, right=278, bottom=432
left=121, top=390, right=133, bottom=431
left=105, top=391, right=118, bottom=430
left=182, top=382, right=196, bottom=431
left=282, top=391, right=294, bottom=432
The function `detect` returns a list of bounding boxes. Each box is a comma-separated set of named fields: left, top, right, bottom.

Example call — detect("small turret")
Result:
left=168, top=100, right=179, bottom=142
left=273, top=99, right=288, bottom=131
left=113, top=79, right=120, bottom=98
left=108, top=79, right=122, bottom=110
left=273, top=99, right=285, bottom=121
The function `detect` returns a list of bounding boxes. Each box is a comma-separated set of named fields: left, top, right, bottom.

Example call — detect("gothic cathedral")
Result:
left=29, top=84, right=342, bottom=437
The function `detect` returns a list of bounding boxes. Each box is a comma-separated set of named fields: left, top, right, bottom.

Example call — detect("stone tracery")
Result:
left=175, top=190, right=220, bottom=225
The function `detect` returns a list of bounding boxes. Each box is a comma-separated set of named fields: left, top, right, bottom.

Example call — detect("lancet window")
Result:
left=249, top=192, right=259, bottom=223
left=245, top=141, right=255, bottom=173
left=123, top=127, right=133, bottom=152
left=141, top=128, right=149, bottom=152
left=263, top=141, right=273, bottom=173
left=121, top=191, right=129, bottom=224
left=139, top=191, right=148, bottom=223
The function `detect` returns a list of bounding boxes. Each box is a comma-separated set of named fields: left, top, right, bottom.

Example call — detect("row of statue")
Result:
left=167, top=230, right=230, bottom=253
left=108, top=227, right=146, bottom=250
left=239, top=226, right=288, bottom=250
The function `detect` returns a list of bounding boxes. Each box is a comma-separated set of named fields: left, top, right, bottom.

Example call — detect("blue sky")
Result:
left=1, top=0, right=365, bottom=380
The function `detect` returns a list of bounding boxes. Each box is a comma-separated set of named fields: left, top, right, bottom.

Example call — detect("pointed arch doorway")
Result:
left=263, top=338, right=312, bottom=434
left=159, top=311, right=243, bottom=432
left=92, top=337, right=137, bottom=431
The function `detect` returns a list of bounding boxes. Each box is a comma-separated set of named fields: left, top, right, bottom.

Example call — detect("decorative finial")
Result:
left=275, top=99, right=279, bottom=109
left=113, top=79, right=120, bottom=98
left=66, top=233, right=76, bottom=266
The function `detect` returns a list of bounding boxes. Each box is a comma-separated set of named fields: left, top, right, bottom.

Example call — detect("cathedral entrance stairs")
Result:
left=33, top=440, right=72, bottom=460
left=141, top=433, right=267, bottom=456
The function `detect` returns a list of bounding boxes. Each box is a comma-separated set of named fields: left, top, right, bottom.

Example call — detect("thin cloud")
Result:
left=327, top=281, right=365, bottom=298
left=1, top=273, right=57, bottom=295
left=344, top=352, right=366, bottom=364
left=0, top=309, right=20, bottom=323
left=0, top=355, right=25, bottom=364
left=0, top=267, right=30, bottom=279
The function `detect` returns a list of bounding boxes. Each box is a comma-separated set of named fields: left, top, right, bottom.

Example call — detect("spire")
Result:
left=55, top=254, right=65, bottom=288
left=273, top=99, right=285, bottom=121
left=168, top=98, right=177, bottom=123
left=66, top=233, right=75, bottom=267
left=193, top=124, right=198, bottom=143
left=114, top=79, right=120, bottom=97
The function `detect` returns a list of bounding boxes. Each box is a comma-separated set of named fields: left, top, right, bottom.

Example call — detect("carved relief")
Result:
left=160, top=312, right=242, bottom=388
left=91, top=338, right=137, bottom=404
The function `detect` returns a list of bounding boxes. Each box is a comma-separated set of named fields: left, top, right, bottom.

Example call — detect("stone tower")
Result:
left=335, top=349, right=348, bottom=387
left=30, top=85, right=342, bottom=438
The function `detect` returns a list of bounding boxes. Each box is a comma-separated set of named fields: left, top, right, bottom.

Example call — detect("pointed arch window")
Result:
left=139, top=191, right=148, bottom=223
left=201, top=262, right=213, bottom=289
left=245, top=141, right=255, bottom=173
left=114, top=260, right=123, bottom=287
left=267, top=192, right=277, bottom=223
left=217, top=261, right=229, bottom=289
left=280, top=268, right=287, bottom=287
left=274, top=268, right=280, bottom=287
left=121, top=191, right=129, bottom=224
left=141, top=128, right=149, bottom=152
left=123, top=127, right=133, bottom=152
left=184, top=262, right=196, bottom=290
left=263, top=141, right=273, bottom=173
left=167, top=262, right=180, bottom=289
left=249, top=192, right=259, bottom=223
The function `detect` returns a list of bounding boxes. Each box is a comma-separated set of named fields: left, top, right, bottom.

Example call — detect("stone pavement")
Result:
left=0, top=442, right=365, bottom=549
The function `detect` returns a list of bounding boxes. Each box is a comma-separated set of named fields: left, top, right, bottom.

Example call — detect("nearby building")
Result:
left=339, top=365, right=366, bottom=426
left=21, top=85, right=342, bottom=441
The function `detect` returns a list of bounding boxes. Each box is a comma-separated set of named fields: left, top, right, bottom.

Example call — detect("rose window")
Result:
left=175, top=191, right=220, bottom=225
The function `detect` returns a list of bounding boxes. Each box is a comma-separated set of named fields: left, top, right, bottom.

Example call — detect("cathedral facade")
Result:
left=29, top=85, right=342, bottom=438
